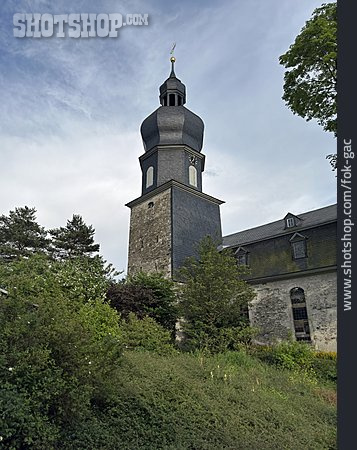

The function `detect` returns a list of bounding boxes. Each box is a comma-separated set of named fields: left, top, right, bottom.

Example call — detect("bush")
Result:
left=254, top=340, right=315, bottom=371
left=107, top=272, right=178, bottom=335
left=120, top=313, right=176, bottom=355
left=312, top=354, right=337, bottom=383
left=252, top=342, right=337, bottom=385
left=0, top=255, right=336, bottom=448
left=0, top=255, right=123, bottom=448
left=182, top=324, right=258, bottom=353
left=74, top=351, right=335, bottom=450
left=315, top=351, right=337, bottom=361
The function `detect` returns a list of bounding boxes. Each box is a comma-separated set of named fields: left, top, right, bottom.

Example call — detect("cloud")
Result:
left=0, top=0, right=336, bottom=274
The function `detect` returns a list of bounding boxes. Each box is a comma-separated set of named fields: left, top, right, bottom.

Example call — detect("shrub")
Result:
left=252, top=342, right=337, bottom=385
left=77, top=351, right=335, bottom=450
left=315, top=351, right=337, bottom=361
left=312, top=354, right=337, bottom=383
left=107, top=272, right=178, bottom=335
left=0, top=255, right=123, bottom=448
left=182, top=324, right=258, bottom=353
left=0, top=255, right=336, bottom=449
left=120, top=313, right=176, bottom=355
left=254, top=340, right=315, bottom=371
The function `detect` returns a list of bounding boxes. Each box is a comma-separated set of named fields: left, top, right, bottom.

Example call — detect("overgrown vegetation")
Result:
left=0, top=207, right=337, bottom=449
left=0, top=255, right=123, bottom=448
left=97, top=351, right=335, bottom=450
left=107, top=271, right=178, bottom=335
left=252, top=340, right=337, bottom=386
left=178, top=236, right=256, bottom=352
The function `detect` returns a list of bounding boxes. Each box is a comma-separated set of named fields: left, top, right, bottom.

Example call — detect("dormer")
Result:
left=283, top=212, right=302, bottom=229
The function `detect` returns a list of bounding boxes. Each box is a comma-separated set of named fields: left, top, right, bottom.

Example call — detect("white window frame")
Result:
left=189, top=165, right=197, bottom=187
left=146, top=166, right=154, bottom=188
left=286, top=217, right=295, bottom=228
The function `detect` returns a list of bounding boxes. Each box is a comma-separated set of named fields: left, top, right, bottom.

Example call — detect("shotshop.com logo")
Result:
left=13, top=13, right=149, bottom=38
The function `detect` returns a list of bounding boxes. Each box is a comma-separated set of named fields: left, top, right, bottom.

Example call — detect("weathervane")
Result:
left=170, top=42, right=176, bottom=62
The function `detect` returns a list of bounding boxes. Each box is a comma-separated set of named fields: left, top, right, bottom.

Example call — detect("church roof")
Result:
left=140, top=58, right=204, bottom=153
left=141, top=106, right=204, bottom=152
left=222, top=204, right=337, bottom=248
left=159, top=62, right=186, bottom=103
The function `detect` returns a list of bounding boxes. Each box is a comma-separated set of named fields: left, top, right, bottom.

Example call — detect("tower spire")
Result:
left=158, top=49, right=186, bottom=107
left=170, top=56, right=176, bottom=77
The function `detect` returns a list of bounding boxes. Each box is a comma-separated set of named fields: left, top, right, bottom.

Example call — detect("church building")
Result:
left=126, top=59, right=337, bottom=352
left=223, top=204, right=337, bottom=352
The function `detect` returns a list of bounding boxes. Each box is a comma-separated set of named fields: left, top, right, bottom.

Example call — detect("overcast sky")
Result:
left=0, top=0, right=336, bottom=275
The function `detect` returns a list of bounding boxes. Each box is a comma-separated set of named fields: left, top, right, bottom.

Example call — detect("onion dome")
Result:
left=141, top=57, right=204, bottom=153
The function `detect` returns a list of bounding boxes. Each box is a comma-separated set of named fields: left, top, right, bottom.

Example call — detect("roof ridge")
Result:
left=298, top=203, right=336, bottom=217
left=223, top=203, right=336, bottom=240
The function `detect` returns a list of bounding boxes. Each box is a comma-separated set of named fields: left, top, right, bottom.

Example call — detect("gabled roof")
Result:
left=222, top=204, right=337, bottom=248
left=283, top=212, right=302, bottom=220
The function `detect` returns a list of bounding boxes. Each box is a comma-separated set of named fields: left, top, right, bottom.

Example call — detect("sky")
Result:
left=0, top=0, right=336, bottom=275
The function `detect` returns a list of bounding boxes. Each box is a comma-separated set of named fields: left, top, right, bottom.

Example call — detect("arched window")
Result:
left=146, top=166, right=154, bottom=188
left=189, top=165, right=197, bottom=187
left=290, top=287, right=311, bottom=342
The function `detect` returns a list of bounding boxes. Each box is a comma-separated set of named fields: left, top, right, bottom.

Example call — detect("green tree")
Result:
left=107, top=272, right=178, bottom=335
left=0, top=206, right=49, bottom=261
left=279, top=3, right=337, bottom=167
left=127, top=272, right=178, bottom=333
left=0, top=254, right=122, bottom=448
left=55, top=255, right=118, bottom=305
left=178, top=237, right=256, bottom=352
left=49, top=214, right=100, bottom=258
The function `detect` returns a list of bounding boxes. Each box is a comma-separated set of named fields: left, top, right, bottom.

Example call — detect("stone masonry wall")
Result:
left=127, top=189, right=172, bottom=277
left=249, top=271, right=337, bottom=351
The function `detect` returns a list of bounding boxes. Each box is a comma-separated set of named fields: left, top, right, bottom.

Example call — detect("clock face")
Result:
left=189, top=155, right=197, bottom=165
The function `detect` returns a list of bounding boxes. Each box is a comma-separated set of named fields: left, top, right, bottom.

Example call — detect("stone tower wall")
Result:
left=127, top=189, right=172, bottom=277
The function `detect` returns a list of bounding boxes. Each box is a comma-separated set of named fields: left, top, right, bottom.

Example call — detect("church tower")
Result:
left=126, top=57, right=224, bottom=278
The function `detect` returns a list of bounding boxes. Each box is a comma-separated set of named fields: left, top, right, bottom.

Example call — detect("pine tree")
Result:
left=49, top=214, right=100, bottom=259
left=0, top=206, right=49, bottom=261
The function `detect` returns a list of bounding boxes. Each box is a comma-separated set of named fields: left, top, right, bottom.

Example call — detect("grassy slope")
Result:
left=66, top=351, right=336, bottom=450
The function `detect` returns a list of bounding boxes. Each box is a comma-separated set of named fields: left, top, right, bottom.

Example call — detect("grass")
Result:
left=64, top=350, right=336, bottom=449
